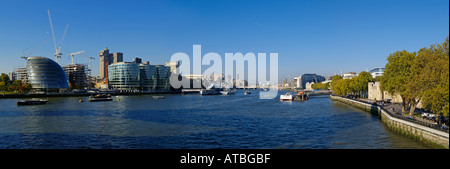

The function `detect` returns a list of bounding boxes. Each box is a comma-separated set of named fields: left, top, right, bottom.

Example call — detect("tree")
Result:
left=380, top=50, right=417, bottom=114
left=352, top=71, right=374, bottom=98
left=330, top=75, right=343, bottom=95
left=411, top=37, right=449, bottom=116
left=0, top=81, right=6, bottom=91
left=0, top=73, right=10, bottom=84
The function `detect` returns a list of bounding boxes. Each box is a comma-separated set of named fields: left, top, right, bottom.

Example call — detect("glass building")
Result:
left=293, top=74, right=325, bottom=89
left=155, top=65, right=171, bottom=90
left=108, top=62, right=172, bottom=91
left=108, top=62, right=140, bottom=90
left=26, top=57, right=69, bottom=91
left=139, top=63, right=157, bottom=91
left=370, top=68, right=385, bottom=78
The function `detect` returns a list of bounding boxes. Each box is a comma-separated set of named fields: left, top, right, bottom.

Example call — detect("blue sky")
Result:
left=0, top=0, right=448, bottom=81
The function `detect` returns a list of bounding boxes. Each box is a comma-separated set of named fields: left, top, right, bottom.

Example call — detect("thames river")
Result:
left=0, top=90, right=430, bottom=149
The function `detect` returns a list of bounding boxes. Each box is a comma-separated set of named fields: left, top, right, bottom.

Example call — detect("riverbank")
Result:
left=329, top=95, right=449, bottom=149
left=0, top=90, right=179, bottom=99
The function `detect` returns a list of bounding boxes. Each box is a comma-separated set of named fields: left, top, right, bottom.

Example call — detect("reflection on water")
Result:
left=0, top=90, right=431, bottom=149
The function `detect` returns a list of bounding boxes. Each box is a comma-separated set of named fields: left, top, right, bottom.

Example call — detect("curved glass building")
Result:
left=27, top=57, right=69, bottom=90
left=370, top=68, right=385, bottom=78
left=108, top=62, right=140, bottom=90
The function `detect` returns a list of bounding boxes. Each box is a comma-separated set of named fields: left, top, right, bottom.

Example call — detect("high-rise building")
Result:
left=133, top=57, right=142, bottom=64
left=99, top=47, right=123, bottom=80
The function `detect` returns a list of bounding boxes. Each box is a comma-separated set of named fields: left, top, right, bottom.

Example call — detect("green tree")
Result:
left=0, top=81, right=6, bottom=91
left=380, top=50, right=417, bottom=114
left=21, top=84, right=32, bottom=93
left=411, top=37, right=449, bottom=116
left=352, top=71, right=374, bottom=98
left=330, top=75, right=343, bottom=95
left=0, top=73, right=10, bottom=84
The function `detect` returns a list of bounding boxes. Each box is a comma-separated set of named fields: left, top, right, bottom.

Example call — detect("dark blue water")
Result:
left=0, top=90, right=429, bottom=149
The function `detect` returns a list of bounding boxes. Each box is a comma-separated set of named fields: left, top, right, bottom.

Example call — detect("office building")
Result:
left=26, top=57, right=69, bottom=91
left=370, top=68, right=385, bottom=78
left=63, top=64, right=88, bottom=89
left=99, top=47, right=123, bottom=79
left=293, top=74, right=325, bottom=89
left=108, top=62, right=140, bottom=90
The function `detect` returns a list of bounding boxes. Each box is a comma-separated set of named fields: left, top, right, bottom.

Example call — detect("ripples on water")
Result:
left=0, top=90, right=430, bottom=149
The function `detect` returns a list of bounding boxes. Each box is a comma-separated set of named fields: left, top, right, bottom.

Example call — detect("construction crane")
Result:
left=48, top=10, right=69, bottom=63
left=82, top=55, right=95, bottom=89
left=67, top=50, right=85, bottom=65
left=20, top=33, right=52, bottom=67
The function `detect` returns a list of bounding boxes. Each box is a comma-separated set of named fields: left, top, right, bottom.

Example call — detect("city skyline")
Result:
left=0, top=0, right=448, bottom=81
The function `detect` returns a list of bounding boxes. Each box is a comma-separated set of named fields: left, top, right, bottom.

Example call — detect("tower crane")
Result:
left=48, top=10, right=69, bottom=63
left=67, top=50, right=85, bottom=64
left=20, top=33, right=51, bottom=67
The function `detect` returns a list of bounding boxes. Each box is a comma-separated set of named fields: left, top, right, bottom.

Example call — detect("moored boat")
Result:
left=280, top=93, right=293, bottom=101
left=88, top=94, right=112, bottom=102
left=17, top=99, right=48, bottom=105
left=152, top=96, right=165, bottom=99
left=220, top=89, right=236, bottom=95
left=244, top=91, right=251, bottom=95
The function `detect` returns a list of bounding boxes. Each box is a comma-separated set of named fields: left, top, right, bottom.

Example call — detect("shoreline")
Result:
left=329, top=95, right=449, bottom=149
left=0, top=90, right=180, bottom=99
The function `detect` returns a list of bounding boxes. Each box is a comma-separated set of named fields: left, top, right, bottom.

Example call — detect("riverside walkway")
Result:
left=354, top=97, right=449, bottom=133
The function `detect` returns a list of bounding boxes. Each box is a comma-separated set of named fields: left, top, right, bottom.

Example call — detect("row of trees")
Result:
left=380, top=37, right=449, bottom=116
left=311, top=82, right=330, bottom=90
left=330, top=71, right=374, bottom=97
left=0, top=73, right=32, bottom=93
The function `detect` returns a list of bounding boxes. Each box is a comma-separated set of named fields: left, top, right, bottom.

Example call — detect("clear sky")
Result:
left=0, top=0, right=448, bottom=81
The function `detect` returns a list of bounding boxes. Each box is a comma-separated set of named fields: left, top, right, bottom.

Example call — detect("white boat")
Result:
left=280, top=93, right=293, bottom=101
left=220, top=90, right=235, bottom=95
left=152, top=96, right=165, bottom=99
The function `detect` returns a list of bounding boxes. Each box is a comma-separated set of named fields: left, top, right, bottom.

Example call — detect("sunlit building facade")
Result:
left=26, top=57, right=69, bottom=91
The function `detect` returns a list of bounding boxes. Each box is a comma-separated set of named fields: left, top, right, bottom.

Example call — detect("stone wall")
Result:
left=330, top=95, right=449, bottom=149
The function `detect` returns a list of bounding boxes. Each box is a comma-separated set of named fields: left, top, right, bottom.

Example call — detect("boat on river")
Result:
left=17, top=99, right=48, bottom=105
left=152, top=96, right=165, bottom=99
left=88, top=94, right=112, bottom=102
left=220, top=89, right=236, bottom=95
left=280, top=93, right=293, bottom=101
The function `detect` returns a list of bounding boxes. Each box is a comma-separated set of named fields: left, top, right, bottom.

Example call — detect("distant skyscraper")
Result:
left=99, top=47, right=123, bottom=80
left=133, top=57, right=142, bottom=64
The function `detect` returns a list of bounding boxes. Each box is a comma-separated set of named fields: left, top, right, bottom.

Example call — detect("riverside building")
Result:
left=26, top=57, right=69, bottom=91
left=108, top=62, right=172, bottom=91
left=292, top=74, right=325, bottom=89
left=99, top=47, right=123, bottom=80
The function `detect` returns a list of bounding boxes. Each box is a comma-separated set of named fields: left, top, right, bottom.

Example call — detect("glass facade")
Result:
left=108, top=62, right=172, bottom=91
left=108, top=62, right=140, bottom=90
left=139, top=63, right=157, bottom=90
left=295, top=74, right=325, bottom=89
left=370, top=68, right=385, bottom=78
left=26, top=57, right=69, bottom=90
left=155, top=65, right=171, bottom=90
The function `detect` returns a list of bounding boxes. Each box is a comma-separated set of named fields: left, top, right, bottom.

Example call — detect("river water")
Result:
left=0, top=90, right=430, bottom=149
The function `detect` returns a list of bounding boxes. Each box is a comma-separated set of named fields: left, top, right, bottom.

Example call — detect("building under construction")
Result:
left=63, top=64, right=89, bottom=89
left=12, top=67, right=28, bottom=84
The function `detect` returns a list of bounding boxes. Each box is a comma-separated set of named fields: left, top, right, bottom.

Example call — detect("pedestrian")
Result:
left=441, top=122, right=447, bottom=131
